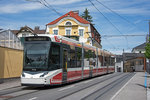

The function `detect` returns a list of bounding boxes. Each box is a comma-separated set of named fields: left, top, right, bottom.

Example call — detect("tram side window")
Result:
left=104, top=56, right=107, bottom=66
left=93, top=51, right=96, bottom=67
left=108, top=56, right=111, bottom=66
left=98, top=55, right=103, bottom=66
left=48, top=43, right=60, bottom=70
left=111, top=57, right=115, bottom=66
left=76, top=47, right=82, bottom=67
left=84, top=49, right=89, bottom=67
left=86, top=50, right=94, bottom=66
left=69, top=46, right=76, bottom=68
left=84, top=49, right=96, bottom=67
left=105, top=56, right=109, bottom=66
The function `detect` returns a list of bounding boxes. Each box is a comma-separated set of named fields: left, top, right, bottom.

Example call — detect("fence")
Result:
left=0, top=46, right=23, bottom=79
left=0, top=29, right=23, bottom=50
left=0, top=29, right=23, bottom=81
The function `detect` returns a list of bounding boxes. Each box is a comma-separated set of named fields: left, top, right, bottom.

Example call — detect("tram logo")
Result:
left=54, top=36, right=61, bottom=42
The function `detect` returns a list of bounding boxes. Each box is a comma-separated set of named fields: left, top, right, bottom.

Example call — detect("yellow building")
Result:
left=46, top=11, right=102, bottom=48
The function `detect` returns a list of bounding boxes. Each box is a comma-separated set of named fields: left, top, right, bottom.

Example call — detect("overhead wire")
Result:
left=96, top=0, right=148, bottom=32
left=26, top=0, right=62, bottom=16
left=102, top=37, right=116, bottom=49
left=88, top=0, right=129, bottom=48
left=42, top=0, right=62, bottom=16
left=95, top=0, right=143, bottom=30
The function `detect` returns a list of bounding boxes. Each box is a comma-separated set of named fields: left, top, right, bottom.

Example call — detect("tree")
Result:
left=81, top=8, right=93, bottom=22
left=145, top=37, right=150, bottom=59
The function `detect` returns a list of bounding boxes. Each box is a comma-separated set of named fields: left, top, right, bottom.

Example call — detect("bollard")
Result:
left=145, top=72, right=147, bottom=88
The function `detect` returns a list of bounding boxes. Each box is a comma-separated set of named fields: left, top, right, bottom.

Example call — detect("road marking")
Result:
left=98, top=76, right=104, bottom=79
left=110, top=74, right=135, bottom=100
left=83, top=79, right=93, bottom=83
left=28, top=97, right=37, bottom=100
left=58, top=85, right=75, bottom=91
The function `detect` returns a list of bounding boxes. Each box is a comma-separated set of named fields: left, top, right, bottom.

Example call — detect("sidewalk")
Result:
left=112, top=72, right=147, bottom=100
left=0, top=78, right=21, bottom=91
left=147, top=73, right=150, bottom=100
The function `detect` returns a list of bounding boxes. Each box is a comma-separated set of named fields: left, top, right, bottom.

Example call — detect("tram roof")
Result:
left=28, top=34, right=115, bottom=56
left=35, top=34, right=96, bottom=49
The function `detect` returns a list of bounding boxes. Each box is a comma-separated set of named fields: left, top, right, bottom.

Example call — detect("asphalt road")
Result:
left=0, top=72, right=135, bottom=100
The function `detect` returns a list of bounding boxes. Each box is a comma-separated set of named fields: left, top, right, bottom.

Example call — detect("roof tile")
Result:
left=47, top=11, right=90, bottom=25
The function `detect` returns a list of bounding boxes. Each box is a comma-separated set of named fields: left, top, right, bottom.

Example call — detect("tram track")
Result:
left=54, top=73, right=124, bottom=100
left=56, top=73, right=134, bottom=100
left=0, top=86, right=27, bottom=96
left=81, top=73, right=134, bottom=100
left=0, top=86, right=39, bottom=100
left=5, top=73, right=122, bottom=100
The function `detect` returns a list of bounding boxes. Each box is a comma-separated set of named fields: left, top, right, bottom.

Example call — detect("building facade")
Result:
left=46, top=11, right=102, bottom=48
left=11, top=26, right=46, bottom=38
left=123, top=43, right=146, bottom=72
left=115, top=55, right=123, bottom=72
left=132, top=42, right=146, bottom=53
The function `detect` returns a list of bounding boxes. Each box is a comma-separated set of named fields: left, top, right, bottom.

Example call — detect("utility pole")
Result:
left=148, top=20, right=150, bottom=42
left=122, top=49, right=125, bottom=72
left=148, top=20, right=150, bottom=73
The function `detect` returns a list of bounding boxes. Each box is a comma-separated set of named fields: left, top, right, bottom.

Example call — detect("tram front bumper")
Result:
left=21, top=78, right=47, bottom=86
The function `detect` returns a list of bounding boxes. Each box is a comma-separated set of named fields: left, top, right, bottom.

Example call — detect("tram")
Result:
left=21, top=34, right=115, bottom=86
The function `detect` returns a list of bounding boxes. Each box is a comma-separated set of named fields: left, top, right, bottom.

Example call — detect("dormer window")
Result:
left=65, top=22, right=72, bottom=26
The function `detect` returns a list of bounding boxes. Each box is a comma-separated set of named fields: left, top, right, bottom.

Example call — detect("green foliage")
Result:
left=145, top=38, right=150, bottom=59
left=81, top=8, right=93, bottom=22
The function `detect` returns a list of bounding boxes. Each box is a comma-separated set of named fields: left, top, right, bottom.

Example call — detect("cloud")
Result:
left=47, top=0, right=83, bottom=5
left=93, top=0, right=150, bottom=16
left=113, top=7, right=150, bottom=15
left=0, top=0, right=149, bottom=16
left=0, top=0, right=83, bottom=14
left=0, top=3, right=43, bottom=14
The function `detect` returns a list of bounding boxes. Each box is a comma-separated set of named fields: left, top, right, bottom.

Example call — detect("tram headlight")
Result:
left=40, top=72, right=49, bottom=77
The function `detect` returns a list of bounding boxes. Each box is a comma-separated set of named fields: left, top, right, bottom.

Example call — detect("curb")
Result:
left=0, top=78, right=3, bottom=84
left=0, top=77, right=20, bottom=84
left=147, top=88, right=150, bottom=100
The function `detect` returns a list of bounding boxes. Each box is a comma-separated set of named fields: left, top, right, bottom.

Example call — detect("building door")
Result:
left=62, top=48, right=68, bottom=84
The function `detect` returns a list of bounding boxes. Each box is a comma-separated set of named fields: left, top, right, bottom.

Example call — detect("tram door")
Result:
left=62, top=48, right=68, bottom=84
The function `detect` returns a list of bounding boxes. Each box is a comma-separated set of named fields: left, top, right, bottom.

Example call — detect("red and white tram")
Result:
left=21, top=34, right=115, bottom=86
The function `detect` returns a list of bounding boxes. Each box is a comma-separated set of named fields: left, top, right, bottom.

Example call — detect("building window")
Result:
left=53, top=30, right=58, bottom=35
left=79, top=29, right=84, bottom=36
left=22, top=33, right=26, bottom=37
left=65, top=22, right=72, bottom=26
left=22, top=33, right=29, bottom=37
left=66, top=29, right=71, bottom=35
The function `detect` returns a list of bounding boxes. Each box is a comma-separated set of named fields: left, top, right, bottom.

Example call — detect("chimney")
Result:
left=35, top=26, right=40, bottom=31
left=73, top=10, right=79, bottom=15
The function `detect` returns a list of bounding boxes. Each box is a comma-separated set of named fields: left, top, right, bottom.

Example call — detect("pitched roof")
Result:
left=11, top=30, right=19, bottom=35
left=133, top=42, right=146, bottom=50
left=47, top=11, right=90, bottom=25
left=11, top=26, right=45, bottom=35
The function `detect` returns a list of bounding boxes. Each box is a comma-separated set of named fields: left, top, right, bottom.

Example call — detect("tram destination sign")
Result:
left=25, top=37, right=50, bottom=41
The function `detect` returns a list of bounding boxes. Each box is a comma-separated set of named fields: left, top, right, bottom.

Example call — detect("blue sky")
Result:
left=0, top=0, right=150, bottom=54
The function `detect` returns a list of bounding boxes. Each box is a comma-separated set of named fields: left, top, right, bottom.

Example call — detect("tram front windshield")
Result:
left=24, top=42, right=50, bottom=71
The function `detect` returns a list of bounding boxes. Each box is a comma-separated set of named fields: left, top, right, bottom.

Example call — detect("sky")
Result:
left=0, top=0, right=150, bottom=54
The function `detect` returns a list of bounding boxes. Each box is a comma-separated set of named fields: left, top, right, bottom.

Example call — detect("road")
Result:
left=0, top=73, right=135, bottom=100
